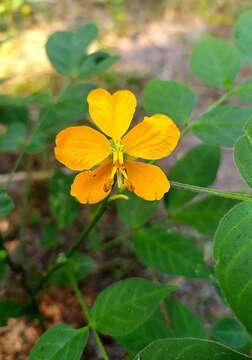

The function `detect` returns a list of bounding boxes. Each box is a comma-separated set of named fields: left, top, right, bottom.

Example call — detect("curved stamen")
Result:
left=110, top=140, right=128, bottom=189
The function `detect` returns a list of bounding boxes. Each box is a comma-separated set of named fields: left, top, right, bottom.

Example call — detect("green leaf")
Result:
left=214, top=201, right=252, bottom=334
left=234, top=118, right=252, bottom=187
left=117, top=310, right=172, bottom=353
left=143, top=79, right=196, bottom=124
left=235, top=79, right=252, bottom=104
left=190, top=35, right=240, bottom=89
left=49, top=172, right=80, bottom=230
left=134, top=338, right=251, bottom=359
left=166, top=299, right=207, bottom=338
left=79, top=51, right=119, bottom=79
left=51, top=251, right=95, bottom=285
left=234, top=9, right=252, bottom=66
left=40, top=224, right=62, bottom=249
left=0, top=104, right=30, bottom=126
left=0, top=190, right=14, bottom=218
left=192, top=105, right=252, bottom=147
left=0, top=123, right=26, bottom=152
left=134, top=226, right=210, bottom=278
left=36, top=83, right=95, bottom=138
left=29, top=324, right=89, bottom=360
left=117, top=191, right=159, bottom=228
left=46, top=23, right=98, bottom=77
left=212, top=318, right=251, bottom=350
left=86, top=228, right=102, bottom=251
left=25, top=132, right=46, bottom=154
left=91, top=277, right=176, bottom=337
left=0, top=93, right=52, bottom=107
left=55, top=83, right=95, bottom=119
left=165, top=144, right=221, bottom=212
left=0, top=250, right=7, bottom=280
left=172, top=196, right=238, bottom=236
left=0, top=300, right=24, bottom=326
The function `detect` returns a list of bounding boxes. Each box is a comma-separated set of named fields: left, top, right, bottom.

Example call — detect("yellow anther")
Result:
left=120, top=167, right=128, bottom=179
left=110, top=139, right=129, bottom=190
left=110, top=166, right=117, bottom=180
left=117, top=170, right=123, bottom=189
left=113, top=151, right=118, bottom=163
left=118, top=151, right=124, bottom=165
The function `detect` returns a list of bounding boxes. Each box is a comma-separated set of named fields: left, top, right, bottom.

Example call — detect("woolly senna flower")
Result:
left=54, top=88, right=180, bottom=204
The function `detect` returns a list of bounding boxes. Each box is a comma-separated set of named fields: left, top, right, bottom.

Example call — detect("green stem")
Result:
left=6, top=149, right=25, bottom=189
left=67, top=270, right=109, bottom=360
left=182, top=87, right=236, bottom=137
left=171, top=181, right=252, bottom=202
left=91, top=234, right=127, bottom=254
left=34, top=262, right=64, bottom=293
left=207, top=88, right=235, bottom=112
left=35, top=197, right=110, bottom=292
left=66, top=197, right=110, bottom=257
left=181, top=122, right=195, bottom=136
left=5, top=107, right=53, bottom=190
left=19, top=157, right=32, bottom=253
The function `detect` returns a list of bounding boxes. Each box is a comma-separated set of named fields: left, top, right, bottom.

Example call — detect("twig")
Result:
left=67, top=269, right=109, bottom=360
left=170, top=181, right=252, bottom=202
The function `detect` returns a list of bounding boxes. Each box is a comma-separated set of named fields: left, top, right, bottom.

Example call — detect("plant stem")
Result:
left=35, top=197, right=110, bottom=292
left=5, top=106, right=53, bottom=190
left=67, top=197, right=110, bottom=257
left=181, top=122, right=195, bottom=136
left=171, top=181, right=252, bottom=202
left=19, top=158, right=33, bottom=253
left=181, top=87, right=236, bottom=137
left=207, top=88, right=235, bottom=112
left=6, top=149, right=26, bottom=189
left=67, top=270, right=109, bottom=360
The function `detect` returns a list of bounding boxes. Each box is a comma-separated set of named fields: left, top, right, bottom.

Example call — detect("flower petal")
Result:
left=125, top=160, right=170, bottom=201
left=87, top=88, right=136, bottom=139
left=71, top=162, right=113, bottom=204
left=55, top=126, right=111, bottom=171
left=122, top=114, right=180, bottom=160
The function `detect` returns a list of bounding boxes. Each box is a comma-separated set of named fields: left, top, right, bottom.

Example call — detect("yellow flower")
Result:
left=54, top=88, right=180, bottom=204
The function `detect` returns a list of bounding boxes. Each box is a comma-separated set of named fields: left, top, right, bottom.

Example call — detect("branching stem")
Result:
left=170, top=181, right=252, bottom=202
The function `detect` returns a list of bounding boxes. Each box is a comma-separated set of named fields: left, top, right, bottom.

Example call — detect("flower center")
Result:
left=110, top=140, right=128, bottom=189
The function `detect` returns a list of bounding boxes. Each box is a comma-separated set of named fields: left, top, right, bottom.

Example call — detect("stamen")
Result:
left=124, top=178, right=134, bottom=192
left=113, top=151, right=118, bottom=163
left=118, top=151, right=124, bottom=165
left=110, top=139, right=129, bottom=190
left=110, top=166, right=117, bottom=180
left=117, top=170, right=123, bottom=189
left=120, top=166, right=128, bottom=179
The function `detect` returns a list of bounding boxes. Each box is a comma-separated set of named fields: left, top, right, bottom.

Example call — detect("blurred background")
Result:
left=1, top=0, right=252, bottom=359
left=1, top=0, right=252, bottom=95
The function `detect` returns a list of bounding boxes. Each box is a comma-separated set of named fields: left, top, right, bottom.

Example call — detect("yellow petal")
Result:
left=125, top=160, right=170, bottom=201
left=55, top=126, right=111, bottom=171
left=87, top=88, right=136, bottom=140
left=71, top=162, right=113, bottom=204
left=122, top=114, right=180, bottom=160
